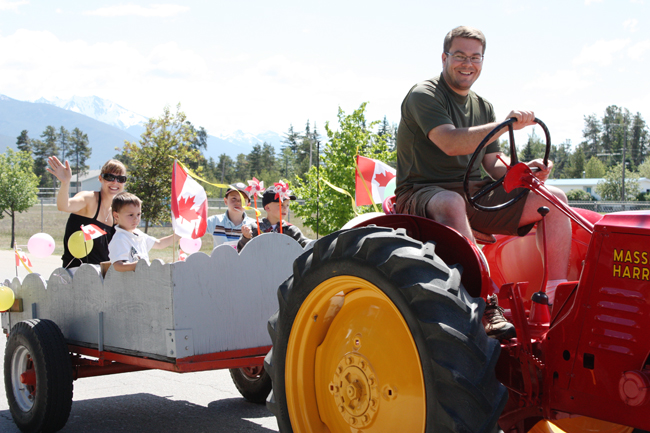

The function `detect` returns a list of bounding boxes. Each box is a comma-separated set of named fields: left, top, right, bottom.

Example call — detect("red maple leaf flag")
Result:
left=80, top=224, right=107, bottom=241
left=171, top=161, right=208, bottom=239
left=355, top=155, right=396, bottom=206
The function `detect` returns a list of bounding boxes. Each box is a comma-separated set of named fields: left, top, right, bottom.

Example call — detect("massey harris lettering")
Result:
left=612, top=249, right=650, bottom=280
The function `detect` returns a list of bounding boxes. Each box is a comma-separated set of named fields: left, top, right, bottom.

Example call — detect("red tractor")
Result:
left=264, top=119, right=650, bottom=433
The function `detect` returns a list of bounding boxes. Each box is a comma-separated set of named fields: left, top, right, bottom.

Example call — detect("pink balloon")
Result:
left=28, top=233, right=56, bottom=258
left=179, top=237, right=202, bottom=254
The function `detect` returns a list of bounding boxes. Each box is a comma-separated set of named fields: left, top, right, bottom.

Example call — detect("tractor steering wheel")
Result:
left=463, top=117, right=551, bottom=212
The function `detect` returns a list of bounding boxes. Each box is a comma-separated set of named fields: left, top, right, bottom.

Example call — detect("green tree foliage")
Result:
left=33, top=126, right=59, bottom=188
left=549, top=141, right=571, bottom=179
left=565, top=145, right=586, bottom=179
left=69, top=127, right=92, bottom=193
left=639, top=156, right=650, bottom=179
left=117, top=104, right=203, bottom=232
left=581, top=114, right=601, bottom=159
left=16, top=130, right=32, bottom=155
left=596, top=162, right=639, bottom=201
left=584, top=156, right=606, bottom=178
left=292, top=103, right=394, bottom=235
left=0, top=149, right=39, bottom=247
left=234, top=153, right=248, bottom=181
left=566, top=189, right=594, bottom=201
left=630, top=112, right=649, bottom=167
left=58, top=126, right=70, bottom=161
left=520, top=128, right=547, bottom=162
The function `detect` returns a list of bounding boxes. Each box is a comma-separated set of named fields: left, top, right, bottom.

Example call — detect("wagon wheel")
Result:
left=463, top=117, right=551, bottom=212
left=229, top=366, right=272, bottom=404
left=265, top=226, right=507, bottom=432
left=4, top=319, right=73, bottom=433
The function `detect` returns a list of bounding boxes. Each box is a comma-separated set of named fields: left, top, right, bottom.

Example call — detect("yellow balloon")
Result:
left=68, top=230, right=94, bottom=259
left=0, top=285, right=15, bottom=312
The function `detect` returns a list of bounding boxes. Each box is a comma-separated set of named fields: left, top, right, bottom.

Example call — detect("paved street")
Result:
left=0, top=250, right=279, bottom=432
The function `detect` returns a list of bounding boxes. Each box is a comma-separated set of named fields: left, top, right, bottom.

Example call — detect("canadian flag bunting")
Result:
left=80, top=224, right=107, bottom=241
left=355, top=155, right=396, bottom=206
left=171, top=161, right=208, bottom=239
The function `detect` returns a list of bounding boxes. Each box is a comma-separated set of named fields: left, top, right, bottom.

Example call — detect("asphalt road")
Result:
left=0, top=250, right=280, bottom=433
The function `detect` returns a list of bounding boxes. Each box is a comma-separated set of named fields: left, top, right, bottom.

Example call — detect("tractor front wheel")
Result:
left=265, top=226, right=507, bottom=433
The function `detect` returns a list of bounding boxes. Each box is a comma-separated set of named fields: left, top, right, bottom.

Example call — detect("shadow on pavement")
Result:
left=0, top=394, right=276, bottom=433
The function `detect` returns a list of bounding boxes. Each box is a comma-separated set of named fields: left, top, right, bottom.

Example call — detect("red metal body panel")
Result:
left=541, top=214, right=650, bottom=430
left=68, top=344, right=270, bottom=378
left=483, top=208, right=602, bottom=311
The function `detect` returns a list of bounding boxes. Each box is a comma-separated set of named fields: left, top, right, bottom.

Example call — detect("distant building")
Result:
left=70, top=169, right=101, bottom=193
left=546, top=177, right=650, bottom=200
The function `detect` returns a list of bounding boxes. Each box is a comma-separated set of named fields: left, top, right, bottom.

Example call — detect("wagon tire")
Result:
left=4, top=319, right=73, bottom=433
left=265, top=226, right=507, bottom=433
left=229, top=366, right=272, bottom=404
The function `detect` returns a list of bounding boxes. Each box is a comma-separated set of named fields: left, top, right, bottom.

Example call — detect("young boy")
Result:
left=237, top=186, right=311, bottom=252
left=108, top=192, right=178, bottom=272
left=206, top=183, right=255, bottom=248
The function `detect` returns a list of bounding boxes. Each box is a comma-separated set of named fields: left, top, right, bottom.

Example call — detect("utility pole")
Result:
left=621, top=123, right=628, bottom=202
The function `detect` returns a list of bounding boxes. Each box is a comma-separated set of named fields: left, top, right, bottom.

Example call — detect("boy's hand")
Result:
left=242, top=225, right=252, bottom=239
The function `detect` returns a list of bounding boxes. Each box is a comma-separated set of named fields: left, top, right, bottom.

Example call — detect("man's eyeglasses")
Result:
left=102, top=173, right=128, bottom=183
left=445, top=52, right=484, bottom=64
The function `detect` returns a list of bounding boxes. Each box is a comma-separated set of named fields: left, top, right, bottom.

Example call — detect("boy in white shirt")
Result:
left=108, top=192, right=177, bottom=272
left=206, top=183, right=255, bottom=248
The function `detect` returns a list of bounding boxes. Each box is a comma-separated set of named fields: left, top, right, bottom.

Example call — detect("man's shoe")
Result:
left=482, top=294, right=517, bottom=340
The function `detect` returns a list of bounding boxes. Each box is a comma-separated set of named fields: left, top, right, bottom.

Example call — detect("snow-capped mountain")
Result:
left=218, top=130, right=282, bottom=148
left=34, top=96, right=148, bottom=131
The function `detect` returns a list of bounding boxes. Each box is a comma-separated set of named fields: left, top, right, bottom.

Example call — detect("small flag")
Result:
left=80, top=224, right=107, bottom=241
left=355, top=155, right=396, bottom=206
left=171, top=161, right=208, bottom=239
left=15, top=250, right=32, bottom=268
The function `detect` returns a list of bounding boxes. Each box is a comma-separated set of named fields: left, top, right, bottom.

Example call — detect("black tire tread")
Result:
left=4, top=319, right=73, bottom=433
left=266, top=226, right=507, bottom=433
left=228, top=367, right=272, bottom=404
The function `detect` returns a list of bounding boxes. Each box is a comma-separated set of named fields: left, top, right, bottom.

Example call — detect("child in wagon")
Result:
left=108, top=192, right=178, bottom=272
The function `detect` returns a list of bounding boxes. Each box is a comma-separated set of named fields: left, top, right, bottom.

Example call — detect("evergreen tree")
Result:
left=58, top=126, right=70, bottom=161
left=16, top=130, right=32, bottom=155
left=565, top=145, right=586, bottom=179
left=629, top=112, right=649, bottom=167
left=234, top=153, right=248, bottom=182
left=247, top=144, right=263, bottom=178
left=280, top=124, right=300, bottom=181
left=549, top=140, right=571, bottom=179
left=581, top=114, right=601, bottom=159
left=69, top=127, right=92, bottom=192
left=33, top=126, right=59, bottom=188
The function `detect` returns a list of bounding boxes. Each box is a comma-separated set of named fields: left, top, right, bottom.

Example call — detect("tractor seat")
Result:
left=383, top=195, right=496, bottom=244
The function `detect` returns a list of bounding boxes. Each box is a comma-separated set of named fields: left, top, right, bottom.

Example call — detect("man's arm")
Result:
left=428, top=110, right=536, bottom=156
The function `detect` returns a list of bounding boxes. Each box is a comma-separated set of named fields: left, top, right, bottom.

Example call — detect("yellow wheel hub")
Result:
left=285, top=275, right=425, bottom=432
left=329, top=353, right=379, bottom=428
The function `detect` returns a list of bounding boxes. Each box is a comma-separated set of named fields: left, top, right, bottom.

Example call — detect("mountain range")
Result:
left=0, top=95, right=282, bottom=169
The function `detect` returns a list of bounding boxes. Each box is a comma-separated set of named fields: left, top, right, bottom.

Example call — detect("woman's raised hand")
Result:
left=46, top=156, right=72, bottom=183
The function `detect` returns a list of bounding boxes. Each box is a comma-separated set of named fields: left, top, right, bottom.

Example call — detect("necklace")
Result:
left=104, top=206, right=112, bottom=223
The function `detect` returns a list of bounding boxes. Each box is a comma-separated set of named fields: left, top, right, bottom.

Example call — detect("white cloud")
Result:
left=627, top=40, right=650, bottom=60
left=623, top=19, right=638, bottom=32
left=573, top=39, right=630, bottom=66
left=584, top=0, right=603, bottom=4
left=0, top=0, right=28, bottom=11
left=84, top=4, right=189, bottom=18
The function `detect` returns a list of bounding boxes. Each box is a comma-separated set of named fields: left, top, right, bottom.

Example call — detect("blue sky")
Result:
left=1, top=0, right=648, bottom=148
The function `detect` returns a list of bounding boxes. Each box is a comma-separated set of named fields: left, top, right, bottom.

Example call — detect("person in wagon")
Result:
left=237, top=186, right=311, bottom=252
left=206, top=183, right=255, bottom=248
left=108, top=192, right=178, bottom=272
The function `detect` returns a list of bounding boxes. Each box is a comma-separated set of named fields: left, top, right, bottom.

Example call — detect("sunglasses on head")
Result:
left=102, top=173, right=128, bottom=183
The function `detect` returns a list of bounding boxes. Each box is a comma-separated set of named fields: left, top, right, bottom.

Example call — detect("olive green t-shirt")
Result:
left=395, top=74, right=499, bottom=194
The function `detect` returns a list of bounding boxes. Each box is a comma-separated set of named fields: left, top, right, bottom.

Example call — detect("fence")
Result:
left=568, top=201, right=650, bottom=213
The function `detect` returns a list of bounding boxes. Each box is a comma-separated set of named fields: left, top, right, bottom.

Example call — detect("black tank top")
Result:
left=61, top=192, right=115, bottom=267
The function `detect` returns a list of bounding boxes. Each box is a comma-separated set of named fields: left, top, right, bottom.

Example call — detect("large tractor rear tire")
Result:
left=265, top=226, right=507, bottom=433
left=4, top=319, right=73, bottom=433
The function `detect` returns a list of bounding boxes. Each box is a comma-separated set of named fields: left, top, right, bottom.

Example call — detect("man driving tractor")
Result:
left=395, top=25, right=571, bottom=340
